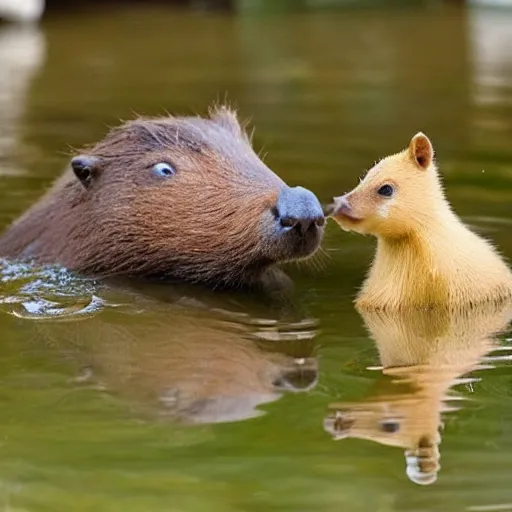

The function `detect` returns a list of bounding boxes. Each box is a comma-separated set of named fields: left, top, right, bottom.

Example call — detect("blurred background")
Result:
left=0, top=1, right=512, bottom=511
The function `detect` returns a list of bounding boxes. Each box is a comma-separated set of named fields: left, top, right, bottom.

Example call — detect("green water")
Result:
left=1, top=3, right=512, bottom=511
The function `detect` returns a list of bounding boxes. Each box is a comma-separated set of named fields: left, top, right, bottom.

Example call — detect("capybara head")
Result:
left=329, top=133, right=443, bottom=239
left=0, top=106, right=325, bottom=287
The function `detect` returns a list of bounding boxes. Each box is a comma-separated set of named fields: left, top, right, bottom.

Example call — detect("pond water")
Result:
left=1, top=3, right=512, bottom=511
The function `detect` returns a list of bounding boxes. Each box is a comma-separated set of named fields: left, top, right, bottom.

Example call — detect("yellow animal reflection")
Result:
left=324, top=302, right=512, bottom=485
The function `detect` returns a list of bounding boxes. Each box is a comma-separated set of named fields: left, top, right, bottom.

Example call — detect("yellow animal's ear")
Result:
left=408, top=132, right=434, bottom=170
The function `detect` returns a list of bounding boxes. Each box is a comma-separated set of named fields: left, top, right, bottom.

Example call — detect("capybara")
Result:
left=0, top=106, right=325, bottom=288
left=324, top=302, right=512, bottom=485
left=330, top=133, right=512, bottom=310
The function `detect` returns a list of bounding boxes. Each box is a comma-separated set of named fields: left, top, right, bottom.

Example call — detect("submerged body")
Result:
left=331, top=133, right=512, bottom=310
left=0, top=106, right=325, bottom=289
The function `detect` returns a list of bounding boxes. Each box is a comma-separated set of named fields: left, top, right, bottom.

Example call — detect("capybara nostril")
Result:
left=315, top=216, right=326, bottom=228
left=276, top=186, right=325, bottom=235
left=279, top=216, right=298, bottom=230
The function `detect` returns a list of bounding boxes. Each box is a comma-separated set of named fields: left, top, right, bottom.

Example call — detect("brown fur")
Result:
left=0, top=106, right=323, bottom=288
left=331, top=133, right=512, bottom=310
left=324, top=302, right=512, bottom=485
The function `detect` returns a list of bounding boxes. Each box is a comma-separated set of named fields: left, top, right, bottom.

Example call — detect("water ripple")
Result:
left=0, top=258, right=106, bottom=320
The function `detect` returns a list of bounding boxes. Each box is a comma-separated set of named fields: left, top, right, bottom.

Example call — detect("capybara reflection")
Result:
left=0, top=106, right=325, bottom=288
left=324, top=303, right=512, bottom=485
left=33, top=303, right=319, bottom=424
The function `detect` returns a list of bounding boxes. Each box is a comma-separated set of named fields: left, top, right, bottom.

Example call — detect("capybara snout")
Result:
left=0, top=106, right=325, bottom=288
left=272, top=186, right=325, bottom=260
left=275, top=186, right=325, bottom=233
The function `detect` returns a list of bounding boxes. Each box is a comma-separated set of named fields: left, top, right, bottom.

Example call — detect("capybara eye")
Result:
left=152, top=162, right=176, bottom=178
left=377, top=184, right=394, bottom=197
left=379, top=419, right=400, bottom=433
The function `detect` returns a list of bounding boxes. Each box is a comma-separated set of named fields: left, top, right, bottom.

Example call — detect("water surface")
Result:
left=1, top=4, right=512, bottom=511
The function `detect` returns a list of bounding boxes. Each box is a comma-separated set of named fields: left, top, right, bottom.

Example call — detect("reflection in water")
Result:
left=0, top=25, right=45, bottom=175
left=0, top=258, right=319, bottom=425
left=0, top=258, right=107, bottom=319
left=28, top=299, right=319, bottom=425
left=0, top=0, right=44, bottom=23
left=324, top=303, right=512, bottom=485
left=469, top=5, right=512, bottom=106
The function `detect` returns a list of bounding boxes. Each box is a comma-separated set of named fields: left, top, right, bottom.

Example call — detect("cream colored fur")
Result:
left=332, top=133, right=512, bottom=310
left=324, top=302, right=512, bottom=485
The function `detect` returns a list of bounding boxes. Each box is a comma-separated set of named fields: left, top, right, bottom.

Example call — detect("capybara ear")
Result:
left=208, top=105, right=245, bottom=137
left=71, top=155, right=102, bottom=188
left=408, top=132, right=434, bottom=170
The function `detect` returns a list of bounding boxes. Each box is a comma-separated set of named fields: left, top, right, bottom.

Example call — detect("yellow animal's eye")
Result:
left=380, top=419, right=400, bottom=433
left=377, top=184, right=394, bottom=197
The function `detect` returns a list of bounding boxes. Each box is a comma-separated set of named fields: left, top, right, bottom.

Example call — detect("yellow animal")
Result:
left=324, top=302, right=512, bottom=485
left=330, top=133, right=512, bottom=310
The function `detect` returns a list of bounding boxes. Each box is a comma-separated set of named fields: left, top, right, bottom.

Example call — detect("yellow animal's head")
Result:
left=323, top=396, right=442, bottom=486
left=330, top=133, right=446, bottom=239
